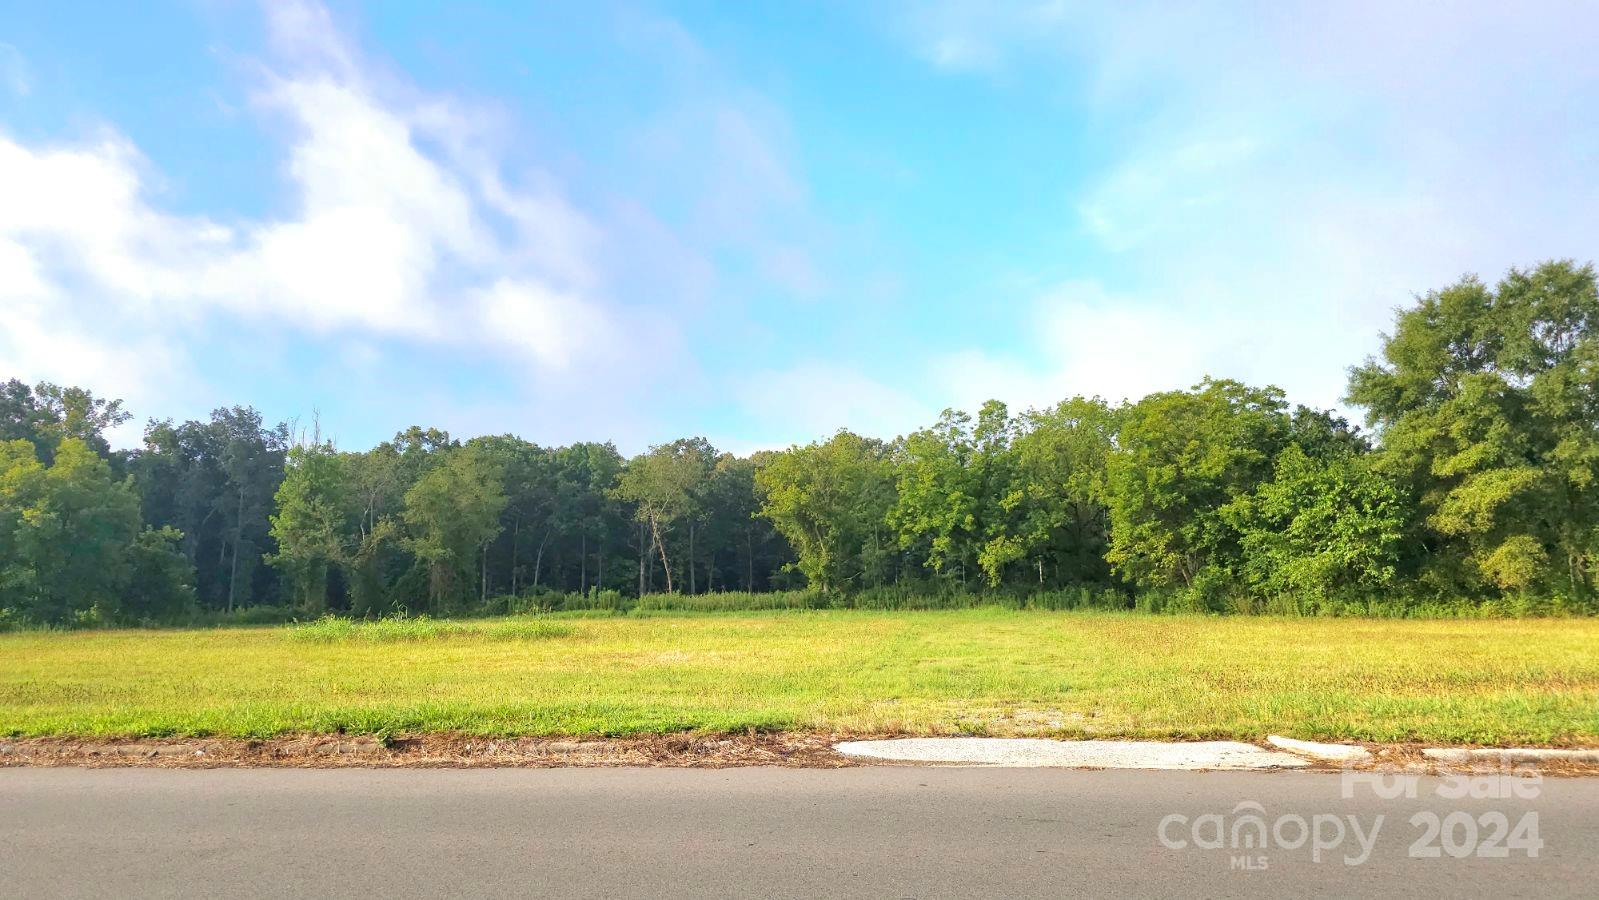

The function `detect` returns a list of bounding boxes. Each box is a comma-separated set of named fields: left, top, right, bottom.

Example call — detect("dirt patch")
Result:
left=0, top=732, right=856, bottom=769
left=3, top=734, right=1596, bottom=775
left=1348, top=743, right=1599, bottom=778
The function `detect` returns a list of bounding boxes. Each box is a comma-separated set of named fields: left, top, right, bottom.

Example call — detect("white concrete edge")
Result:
left=834, top=737, right=1599, bottom=770
left=1265, top=735, right=1373, bottom=763
left=832, top=738, right=1311, bottom=770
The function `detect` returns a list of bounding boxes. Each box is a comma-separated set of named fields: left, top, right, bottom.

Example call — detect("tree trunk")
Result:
left=214, top=512, right=227, bottom=608
left=637, top=522, right=646, bottom=597
left=533, top=530, right=551, bottom=589
left=510, top=518, right=520, bottom=596
left=432, top=563, right=446, bottom=615
left=648, top=513, right=673, bottom=593
left=688, top=523, right=696, bottom=594
left=745, top=529, right=753, bottom=591
left=580, top=531, right=588, bottom=594
left=191, top=506, right=216, bottom=563
left=480, top=543, right=488, bottom=605
left=228, top=479, right=245, bottom=613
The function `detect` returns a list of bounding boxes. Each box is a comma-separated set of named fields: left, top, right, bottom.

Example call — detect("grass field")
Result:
left=2, top=609, right=1597, bottom=744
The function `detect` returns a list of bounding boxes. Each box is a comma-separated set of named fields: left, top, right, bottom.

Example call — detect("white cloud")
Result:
left=262, top=0, right=358, bottom=77
left=0, top=235, right=181, bottom=420
left=736, top=362, right=935, bottom=445
left=1077, top=137, right=1261, bottom=252
left=473, top=278, right=611, bottom=371
left=937, top=281, right=1225, bottom=412
left=891, top=1, right=1599, bottom=417
left=213, top=74, right=487, bottom=336
left=0, top=1, right=638, bottom=439
left=933, top=277, right=1371, bottom=423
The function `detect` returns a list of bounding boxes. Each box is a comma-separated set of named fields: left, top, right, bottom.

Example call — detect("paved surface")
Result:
left=2, top=767, right=1594, bottom=898
left=835, top=737, right=1311, bottom=769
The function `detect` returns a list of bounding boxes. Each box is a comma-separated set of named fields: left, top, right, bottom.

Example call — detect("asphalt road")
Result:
left=2, top=767, right=1594, bottom=898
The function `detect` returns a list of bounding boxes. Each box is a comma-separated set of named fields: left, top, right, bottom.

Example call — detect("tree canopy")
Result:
left=6, top=259, right=1599, bottom=625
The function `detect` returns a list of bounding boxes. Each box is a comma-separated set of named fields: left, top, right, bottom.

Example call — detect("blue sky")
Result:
left=3, top=1, right=1597, bottom=453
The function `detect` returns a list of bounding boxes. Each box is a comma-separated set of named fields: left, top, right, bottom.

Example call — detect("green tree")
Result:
left=267, top=442, right=348, bottom=612
left=121, top=526, right=198, bottom=622
left=891, top=402, right=1017, bottom=587
left=614, top=438, right=714, bottom=594
left=469, top=435, right=556, bottom=597
left=1104, top=378, right=1290, bottom=601
left=557, top=442, right=627, bottom=594
left=402, top=445, right=507, bottom=611
left=130, top=407, right=287, bottom=612
left=0, top=438, right=141, bottom=624
left=699, top=453, right=781, bottom=592
left=756, top=431, right=896, bottom=594
left=997, top=397, right=1119, bottom=588
left=1348, top=261, right=1599, bottom=599
left=0, top=380, right=129, bottom=463
left=1231, top=444, right=1406, bottom=602
left=340, top=441, right=409, bottom=616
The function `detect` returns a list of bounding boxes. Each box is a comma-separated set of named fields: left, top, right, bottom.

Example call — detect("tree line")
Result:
left=3, top=260, right=1597, bottom=624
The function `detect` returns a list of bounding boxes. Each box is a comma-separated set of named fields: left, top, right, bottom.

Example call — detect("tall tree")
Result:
left=1104, top=378, right=1290, bottom=601
left=130, top=407, right=287, bottom=611
left=215, top=408, right=289, bottom=611
left=402, top=444, right=506, bottom=612
left=698, top=454, right=773, bottom=592
left=614, top=438, right=714, bottom=594
left=121, top=526, right=198, bottom=622
left=891, top=402, right=1018, bottom=587
left=553, top=442, right=626, bottom=594
left=756, top=431, right=896, bottom=594
left=1349, top=260, right=1599, bottom=598
left=995, top=396, right=1119, bottom=588
left=267, top=441, right=348, bottom=612
left=469, top=435, right=554, bottom=597
left=0, top=438, right=141, bottom=623
left=0, top=380, right=129, bottom=462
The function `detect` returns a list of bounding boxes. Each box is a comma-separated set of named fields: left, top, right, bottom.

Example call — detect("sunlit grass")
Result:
left=1, top=609, right=1596, bottom=744
left=285, top=614, right=573, bottom=643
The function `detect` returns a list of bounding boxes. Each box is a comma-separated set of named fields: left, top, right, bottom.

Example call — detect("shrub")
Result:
left=635, top=590, right=823, bottom=612
left=286, top=613, right=574, bottom=643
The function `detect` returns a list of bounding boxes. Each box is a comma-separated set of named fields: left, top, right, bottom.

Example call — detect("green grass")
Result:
left=285, top=615, right=574, bottom=643
left=2, top=609, right=1596, bottom=744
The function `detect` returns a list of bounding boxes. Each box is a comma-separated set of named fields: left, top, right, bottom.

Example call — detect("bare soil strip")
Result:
left=5, top=733, right=1598, bottom=775
left=0, top=732, right=854, bottom=769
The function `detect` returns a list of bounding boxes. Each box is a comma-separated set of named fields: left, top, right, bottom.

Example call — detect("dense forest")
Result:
left=4, top=261, right=1599, bottom=625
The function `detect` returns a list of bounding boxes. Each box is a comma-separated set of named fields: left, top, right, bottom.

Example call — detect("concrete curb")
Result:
left=833, top=738, right=1311, bottom=770
left=1266, top=735, right=1373, bottom=763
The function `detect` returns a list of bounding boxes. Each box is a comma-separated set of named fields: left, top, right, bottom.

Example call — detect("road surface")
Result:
left=2, top=766, right=1594, bottom=898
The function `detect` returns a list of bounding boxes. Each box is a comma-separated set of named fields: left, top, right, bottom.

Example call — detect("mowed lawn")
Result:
left=2, top=610, right=1597, bottom=744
